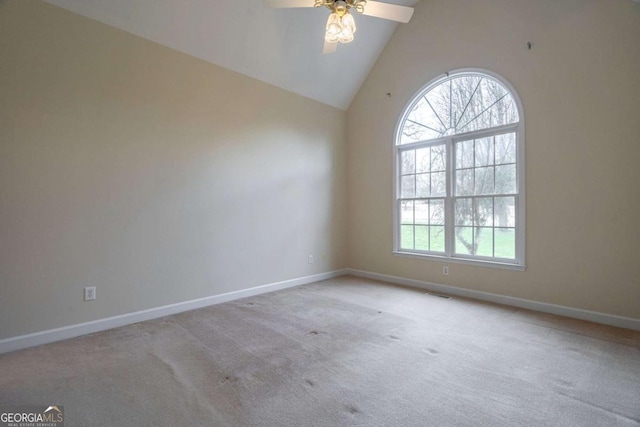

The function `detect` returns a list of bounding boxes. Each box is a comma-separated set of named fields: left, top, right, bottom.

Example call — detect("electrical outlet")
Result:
left=443, top=266, right=449, bottom=276
left=308, top=255, right=314, bottom=264
left=84, top=286, right=96, bottom=301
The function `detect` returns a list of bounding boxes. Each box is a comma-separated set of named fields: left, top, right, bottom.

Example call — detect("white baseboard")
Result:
left=347, top=269, right=640, bottom=331
left=0, top=269, right=348, bottom=354
left=3, top=267, right=638, bottom=354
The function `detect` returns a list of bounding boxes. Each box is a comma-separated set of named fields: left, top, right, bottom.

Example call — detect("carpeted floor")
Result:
left=1, top=276, right=639, bottom=426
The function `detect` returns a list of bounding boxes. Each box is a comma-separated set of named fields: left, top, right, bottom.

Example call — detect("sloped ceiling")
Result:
left=43, top=0, right=419, bottom=110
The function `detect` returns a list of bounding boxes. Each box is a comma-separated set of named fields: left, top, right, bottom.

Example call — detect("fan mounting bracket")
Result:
left=314, top=0, right=367, bottom=14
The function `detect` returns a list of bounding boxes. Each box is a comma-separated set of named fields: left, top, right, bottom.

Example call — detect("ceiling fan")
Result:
left=264, top=0, right=415, bottom=54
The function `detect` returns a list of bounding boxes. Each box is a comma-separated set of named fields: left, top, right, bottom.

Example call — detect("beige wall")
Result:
left=0, top=0, right=347, bottom=339
left=347, top=0, right=640, bottom=318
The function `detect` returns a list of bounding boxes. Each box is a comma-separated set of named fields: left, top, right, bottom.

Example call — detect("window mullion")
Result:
left=412, top=201, right=416, bottom=250
left=492, top=197, right=496, bottom=258
left=427, top=201, right=431, bottom=252
left=514, top=193, right=521, bottom=263
left=445, top=137, right=455, bottom=257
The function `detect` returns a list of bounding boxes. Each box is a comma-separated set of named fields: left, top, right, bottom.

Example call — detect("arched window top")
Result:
left=398, top=71, right=520, bottom=145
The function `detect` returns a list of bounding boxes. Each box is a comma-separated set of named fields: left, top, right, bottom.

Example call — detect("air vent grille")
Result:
left=425, top=293, right=452, bottom=299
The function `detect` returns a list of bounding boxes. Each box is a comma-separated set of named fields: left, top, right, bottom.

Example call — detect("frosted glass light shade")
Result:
left=325, top=12, right=341, bottom=43
left=325, top=10, right=357, bottom=44
left=338, top=27, right=354, bottom=43
left=341, top=13, right=356, bottom=34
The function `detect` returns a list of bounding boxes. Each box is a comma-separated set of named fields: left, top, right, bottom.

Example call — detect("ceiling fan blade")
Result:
left=361, top=1, right=414, bottom=23
left=264, top=0, right=314, bottom=8
left=323, top=40, right=338, bottom=55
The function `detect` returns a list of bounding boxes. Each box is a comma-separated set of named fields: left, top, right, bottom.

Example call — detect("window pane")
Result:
left=401, top=97, right=445, bottom=144
left=455, top=226, right=474, bottom=255
left=401, top=175, right=415, bottom=198
left=431, top=171, right=446, bottom=197
left=475, top=137, right=494, bottom=167
left=476, top=227, right=494, bottom=257
left=495, top=164, right=516, bottom=194
left=401, top=225, right=414, bottom=249
left=401, top=121, right=441, bottom=144
left=425, top=80, right=451, bottom=134
left=430, top=199, right=445, bottom=225
left=475, top=167, right=494, bottom=195
left=429, top=226, right=445, bottom=252
left=415, top=226, right=429, bottom=251
left=456, top=169, right=474, bottom=196
left=401, top=150, right=415, bottom=174
left=495, top=228, right=516, bottom=259
left=431, top=145, right=446, bottom=172
left=456, top=140, right=474, bottom=169
left=495, top=133, right=516, bottom=164
left=449, top=76, right=482, bottom=131
left=457, top=79, right=519, bottom=133
left=455, top=198, right=473, bottom=226
left=415, top=200, right=428, bottom=225
left=400, top=201, right=414, bottom=224
left=495, top=197, right=515, bottom=227
left=416, top=173, right=430, bottom=197
left=475, top=197, right=494, bottom=226
left=416, top=148, right=430, bottom=173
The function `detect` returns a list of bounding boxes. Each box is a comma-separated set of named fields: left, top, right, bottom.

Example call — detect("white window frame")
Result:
left=392, top=69, right=525, bottom=270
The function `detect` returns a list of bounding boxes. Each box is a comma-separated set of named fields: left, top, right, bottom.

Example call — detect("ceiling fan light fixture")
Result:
left=267, top=0, right=414, bottom=53
left=338, top=15, right=355, bottom=43
left=338, top=29, right=354, bottom=44
left=325, top=12, right=341, bottom=43
left=341, top=12, right=356, bottom=34
left=324, top=9, right=357, bottom=45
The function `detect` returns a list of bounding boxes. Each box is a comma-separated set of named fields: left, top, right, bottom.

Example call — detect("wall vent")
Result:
left=425, top=292, right=452, bottom=299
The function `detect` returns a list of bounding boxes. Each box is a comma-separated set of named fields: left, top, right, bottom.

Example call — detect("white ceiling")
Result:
left=43, top=0, right=419, bottom=110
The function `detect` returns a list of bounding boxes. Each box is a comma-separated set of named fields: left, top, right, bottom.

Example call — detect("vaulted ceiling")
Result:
left=44, top=0, right=420, bottom=110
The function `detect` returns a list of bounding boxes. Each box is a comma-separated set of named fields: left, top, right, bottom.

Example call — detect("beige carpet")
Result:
left=1, top=276, right=639, bottom=426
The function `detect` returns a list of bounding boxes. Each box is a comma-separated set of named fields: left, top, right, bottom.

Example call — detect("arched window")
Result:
left=394, top=70, right=525, bottom=269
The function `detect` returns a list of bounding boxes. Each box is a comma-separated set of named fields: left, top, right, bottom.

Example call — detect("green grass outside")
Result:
left=401, top=225, right=515, bottom=259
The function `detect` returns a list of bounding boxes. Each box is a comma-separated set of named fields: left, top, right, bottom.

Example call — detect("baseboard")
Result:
left=3, top=267, right=637, bottom=354
left=0, top=269, right=348, bottom=354
left=347, top=269, right=640, bottom=331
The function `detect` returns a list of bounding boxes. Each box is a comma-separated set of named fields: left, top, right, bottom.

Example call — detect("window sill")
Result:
left=392, top=251, right=526, bottom=271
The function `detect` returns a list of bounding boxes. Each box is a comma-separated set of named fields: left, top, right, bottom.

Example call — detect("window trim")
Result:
left=392, top=69, right=526, bottom=270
